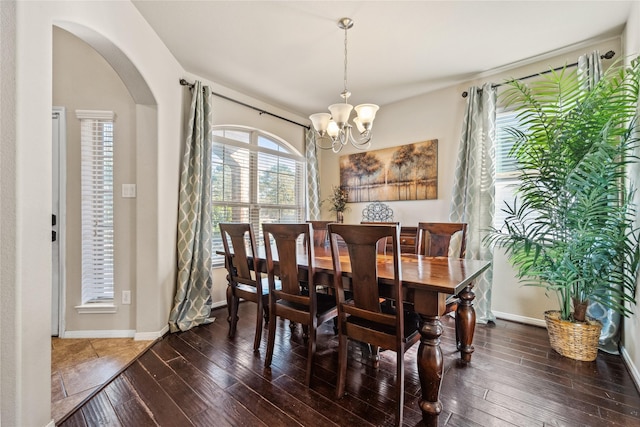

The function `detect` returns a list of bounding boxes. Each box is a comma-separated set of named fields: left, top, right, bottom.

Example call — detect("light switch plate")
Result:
left=122, top=184, right=136, bottom=198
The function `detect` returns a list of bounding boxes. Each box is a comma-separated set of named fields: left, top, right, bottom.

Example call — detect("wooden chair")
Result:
left=328, top=223, right=419, bottom=426
left=306, top=220, right=332, bottom=247
left=415, top=222, right=468, bottom=350
left=263, top=223, right=338, bottom=386
left=219, top=223, right=271, bottom=352
left=415, top=222, right=467, bottom=257
left=360, top=221, right=400, bottom=254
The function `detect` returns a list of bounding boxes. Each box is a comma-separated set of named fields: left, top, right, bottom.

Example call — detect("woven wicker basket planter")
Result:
left=544, top=310, right=602, bottom=362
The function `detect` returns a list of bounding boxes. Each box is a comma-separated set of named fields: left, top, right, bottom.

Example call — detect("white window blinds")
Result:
left=76, top=110, right=115, bottom=303
left=494, top=109, right=525, bottom=230
left=211, top=127, right=305, bottom=266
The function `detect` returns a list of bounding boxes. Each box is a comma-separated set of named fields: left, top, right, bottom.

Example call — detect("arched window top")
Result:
left=211, top=125, right=303, bottom=159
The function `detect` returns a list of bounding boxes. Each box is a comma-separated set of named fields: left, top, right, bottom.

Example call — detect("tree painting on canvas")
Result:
left=339, top=140, right=438, bottom=202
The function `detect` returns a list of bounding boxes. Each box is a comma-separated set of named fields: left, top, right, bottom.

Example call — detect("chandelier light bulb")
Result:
left=327, top=120, right=340, bottom=138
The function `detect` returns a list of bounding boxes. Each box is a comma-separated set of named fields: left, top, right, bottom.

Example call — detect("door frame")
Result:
left=52, top=106, right=67, bottom=337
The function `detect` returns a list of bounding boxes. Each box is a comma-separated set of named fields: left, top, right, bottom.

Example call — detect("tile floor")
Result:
left=51, top=337, right=154, bottom=424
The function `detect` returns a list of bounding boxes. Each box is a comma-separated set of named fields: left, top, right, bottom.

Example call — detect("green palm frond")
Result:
left=486, top=58, right=640, bottom=321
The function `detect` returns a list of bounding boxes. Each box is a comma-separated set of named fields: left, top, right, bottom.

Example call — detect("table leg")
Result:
left=456, top=285, right=475, bottom=363
left=417, top=315, right=443, bottom=427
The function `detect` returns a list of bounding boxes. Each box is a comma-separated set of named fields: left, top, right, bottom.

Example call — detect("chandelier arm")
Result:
left=314, top=134, right=340, bottom=151
left=346, top=127, right=372, bottom=150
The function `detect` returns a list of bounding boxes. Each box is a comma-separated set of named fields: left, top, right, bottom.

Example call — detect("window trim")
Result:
left=75, top=109, right=116, bottom=310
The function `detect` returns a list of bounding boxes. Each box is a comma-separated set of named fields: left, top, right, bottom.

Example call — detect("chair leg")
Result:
left=370, top=345, right=381, bottom=369
left=263, top=302, right=270, bottom=326
left=305, top=322, right=317, bottom=386
left=335, top=333, right=348, bottom=399
left=395, top=351, right=405, bottom=427
left=264, top=310, right=277, bottom=368
left=253, top=300, right=263, bottom=352
left=227, top=287, right=239, bottom=339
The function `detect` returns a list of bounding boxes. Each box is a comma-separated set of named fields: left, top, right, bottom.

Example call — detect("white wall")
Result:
left=3, top=1, right=181, bottom=425
left=623, top=0, right=640, bottom=389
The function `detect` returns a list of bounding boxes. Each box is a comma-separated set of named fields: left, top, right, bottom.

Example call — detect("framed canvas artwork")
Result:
left=339, top=139, right=438, bottom=202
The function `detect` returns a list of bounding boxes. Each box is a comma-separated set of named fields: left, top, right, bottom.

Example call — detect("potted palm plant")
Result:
left=487, top=58, right=640, bottom=361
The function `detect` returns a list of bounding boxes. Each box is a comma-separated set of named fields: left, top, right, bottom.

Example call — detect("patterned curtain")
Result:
left=305, top=128, right=321, bottom=220
left=169, top=81, right=215, bottom=332
left=450, top=82, right=497, bottom=324
left=580, top=51, right=620, bottom=354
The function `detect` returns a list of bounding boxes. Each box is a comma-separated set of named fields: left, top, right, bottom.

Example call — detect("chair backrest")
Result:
left=219, top=223, right=261, bottom=288
left=328, top=223, right=402, bottom=322
left=306, top=220, right=331, bottom=247
left=263, top=223, right=315, bottom=303
left=415, top=222, right=467, bottom=257
left=361, top=221, right=400, bottom=254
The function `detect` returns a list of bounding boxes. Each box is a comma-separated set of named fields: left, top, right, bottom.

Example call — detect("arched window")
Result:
left=211, top=126, right=306, bottom=266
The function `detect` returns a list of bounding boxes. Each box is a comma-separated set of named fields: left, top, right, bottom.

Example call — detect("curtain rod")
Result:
left=461, top=50, right=615, bottom=98
left=179, top=79, right=310, bottom=130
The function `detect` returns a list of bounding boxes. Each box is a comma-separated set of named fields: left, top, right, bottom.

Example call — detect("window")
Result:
left=211, top=126, right=305, bottom=266
left=76, top=110, right=115, bottom=304
left=494, top=108, right=525, bottom=229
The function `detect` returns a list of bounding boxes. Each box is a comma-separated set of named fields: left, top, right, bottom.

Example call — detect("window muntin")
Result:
left=211, top=126, right=305, bottom=266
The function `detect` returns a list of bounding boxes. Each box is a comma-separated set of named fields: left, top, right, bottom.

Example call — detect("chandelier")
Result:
left=309, top=18, right=379, bottom=153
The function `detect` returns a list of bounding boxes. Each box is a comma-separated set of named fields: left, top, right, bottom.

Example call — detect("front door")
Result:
left=52, top=107, right=66, bottom=336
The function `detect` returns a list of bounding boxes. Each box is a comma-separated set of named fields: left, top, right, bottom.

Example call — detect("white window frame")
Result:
left=211, top=126, right=306, bottom=267
left=75, top=110, right=117, bottom=313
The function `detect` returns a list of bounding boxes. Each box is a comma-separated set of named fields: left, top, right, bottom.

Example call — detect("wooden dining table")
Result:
left=221, top=243, right=491, bottom=426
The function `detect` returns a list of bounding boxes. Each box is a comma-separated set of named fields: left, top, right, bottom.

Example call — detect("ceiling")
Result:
left=132, top=1, right=632, bottom=119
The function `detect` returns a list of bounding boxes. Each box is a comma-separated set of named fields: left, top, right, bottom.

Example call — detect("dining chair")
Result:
left=306, top=220, right=332, bottom=247
left=415, top=222, right=468, bottom=349
left=328, top=223, right=419, bottom=426
left=263, top=223, right=338, bottom=386
left=219, top=222, right=271, bottom=353
left=415, top=222, right=467, bottom=257
left=360, top=221, right=400, bottom=254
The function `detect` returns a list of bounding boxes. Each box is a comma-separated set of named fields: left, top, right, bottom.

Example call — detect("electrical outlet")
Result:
left=122, top=290, right=131, bottom=305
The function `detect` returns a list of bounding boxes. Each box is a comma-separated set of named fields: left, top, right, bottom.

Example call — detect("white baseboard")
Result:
left=45, top=419, right=56, bottom=427
left=62, top=329, right=136, bottom=339
left=493, top=310, right=547, bottom=328
left=212, top=300, right=227, bottom=309
left=134, top=324, right=169, bottom=341
left=63, top=326, right=169, bottom=340
left=620, top=345, right=640, bottom=392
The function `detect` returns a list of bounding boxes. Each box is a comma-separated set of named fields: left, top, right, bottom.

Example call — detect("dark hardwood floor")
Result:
left=59, top=303, right=640, bottom=426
